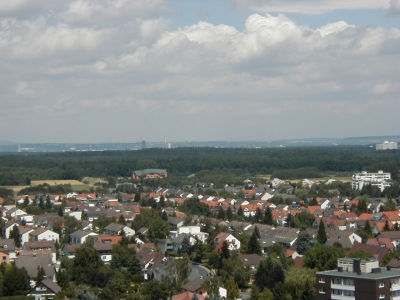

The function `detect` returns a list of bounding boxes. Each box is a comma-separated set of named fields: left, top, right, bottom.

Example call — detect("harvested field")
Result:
left=31, top=180, right=85, bottom=186
left=1, top=185, right=30, bottom=192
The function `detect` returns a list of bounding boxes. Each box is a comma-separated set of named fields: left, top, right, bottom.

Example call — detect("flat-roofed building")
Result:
left=316, top=258, right=400, bottom=300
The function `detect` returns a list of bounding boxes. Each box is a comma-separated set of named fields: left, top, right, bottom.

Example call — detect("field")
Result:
left=31, top=180, right=85, bottom=186
left=1, top=185, right=30, bottom=192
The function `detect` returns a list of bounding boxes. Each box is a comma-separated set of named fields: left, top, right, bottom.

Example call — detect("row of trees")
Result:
left=1, top=146, right=398, bottom=185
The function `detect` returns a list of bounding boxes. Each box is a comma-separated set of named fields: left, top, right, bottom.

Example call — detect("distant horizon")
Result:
left=1, top=134, right=399, bottom=148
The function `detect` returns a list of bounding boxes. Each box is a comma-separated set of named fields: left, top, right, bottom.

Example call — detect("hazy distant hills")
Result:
left=0, top=135, right=399, bottom=152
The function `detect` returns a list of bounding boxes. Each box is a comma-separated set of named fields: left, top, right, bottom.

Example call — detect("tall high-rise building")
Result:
left=142, top=140, right=146, bottom=149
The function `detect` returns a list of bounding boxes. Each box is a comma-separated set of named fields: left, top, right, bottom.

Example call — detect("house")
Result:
left=0, top=249, right=10, bottom=264
left=171, top=226, right=209, bottom=244
left=22, top=241, right=57, bottom=262
left=15, top=252, right=56, bottom=285
left=238, top=253, right=263, bottom=272
left=325, top=229, right=362, bottom=249
left=171, top=291, right=205, bottom=300
left=132, top=169, right=168, bottom=180
left=104, top=223, right=135, bottom=237
left=29, top=228, right=59, bottom=243
left=5, top=207, right=26, bottom=218
left=377, top=231, right=400, bottom=248
left=0, top=239, right=16, bottom=260
left=348, top=242, right=390, bottom=265
left=367, top=238, right=395, bottom=250
left=214, top=232, right=240, bottom=251
left=27, top=278, right=62, bottom=299
left=62, top=244, right=81, bottom=259
left=69, top=230, right=98, bottom=244
left=168, top=217, right=184, bottom=230
left=258, top=226, right=299, bottom=251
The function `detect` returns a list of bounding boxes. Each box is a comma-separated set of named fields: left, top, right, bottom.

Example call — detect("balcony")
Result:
left=391, top=284, right=400, bottom=292
left=331, top=295, right=355, bottom=300
left=331, top=284, right=355, bottom=291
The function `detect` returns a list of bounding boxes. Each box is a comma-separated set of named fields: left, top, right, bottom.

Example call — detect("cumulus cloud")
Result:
left=0, top=1, right=399, bottom=142
left=231, top=0, right=391, bottom=14
left=387, top=0, right=400, bottom=15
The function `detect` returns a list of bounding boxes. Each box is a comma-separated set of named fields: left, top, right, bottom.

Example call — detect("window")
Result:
left=319, top=288, right=325, bottom=294
left=319, top=277, right=325, bottom=283
left=379, top=293, right=385, bottom=299
left=379, top=282, right=385, bottom=288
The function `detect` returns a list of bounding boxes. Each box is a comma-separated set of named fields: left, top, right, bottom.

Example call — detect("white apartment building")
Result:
left=376, top=141, right=398, bottom=150
left=351, top=171, right=392, bottom=192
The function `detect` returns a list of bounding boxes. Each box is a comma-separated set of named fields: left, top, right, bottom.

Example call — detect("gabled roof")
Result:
left=29, top=278, right=62, bottom=294
left=181, top=276, right=207, bottom=293
left=348, top=242, right=390, bottom=264
left=104, top=223, right=125, bottom=232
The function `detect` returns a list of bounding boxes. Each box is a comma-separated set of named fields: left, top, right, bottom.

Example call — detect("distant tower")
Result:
left=164, top=136, right=167, bottom=148
left=18, top=144, right=21, bottom=152
left=142, top=140, right=146, bottom=149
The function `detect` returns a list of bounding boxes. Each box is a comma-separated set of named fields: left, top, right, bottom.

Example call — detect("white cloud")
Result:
left=387, top=0, right=400, bottom=15
left=231, top=0, right=391, bottom=14
left=0, top=2, right=399, bottom=142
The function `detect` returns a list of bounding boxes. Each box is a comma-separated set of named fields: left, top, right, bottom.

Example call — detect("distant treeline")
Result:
left=0, top=147, right=398, bottom=186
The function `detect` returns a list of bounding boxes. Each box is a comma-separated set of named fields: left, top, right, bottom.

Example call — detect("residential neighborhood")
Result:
left=0, top=168, right=399, bottom=300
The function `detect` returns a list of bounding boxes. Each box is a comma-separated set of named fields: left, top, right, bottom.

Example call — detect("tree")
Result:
left=264, top=206, right=273, bottom=225
left=165, top=256, right=191, bottom=294
left=254, top=208, right=262, bottom=223
left=278, top=247, right=289, bottom=271
left=46, top=195, right=52, bottom=209
left=237, top=206, right=243, bottom=216
left=35, top=266, right=45, bottom=283
left=202, top=274, right=221, bottom=300
left=148, top=218, right=170, bottom=241
left=3, top=266, right=30, bottom=296
left=58, top=205, right=64, bottom=216
left=72, top=242, right=104, bottom=283
left=254, top=226, right=261, bottom=239
left=141, top=279, right=169, bottom=300
left=317, top=220, right=327, bottom=244
left=9, top=225, right=21, bottom=247
left=220, top=240, right=231, bottom=260
left=226, top=277, right=240, bottom=300
left=39, top=196, right=45, bottom=210
left=226, top=206, right=233, bottom=221
left=285, top=267, right=316, bottom=299
left=118, top=214, right=127, bottom=225
left=72, top=285, right=99, bottom=300
left=250, top=284, right=260, bottom=300
left=304, top=244, right=346, bottom=271
left=248, top=230, right=262, bottom=255
left=134, top=192, right=140, bottom=202
left=383, top=220, right=391, bottom=232
left=300, top=280, right=316, bottom=300
left=180, top=235, right=190, bottom=254
left=162, top=210, right=168, bottom=221
left=296, top=231, right=312, bottom=255
left=159, top=195, right=165, bottom=207
left=272, top=281, right=288, bottom=300
left=348, top=250, right=374, bottom=259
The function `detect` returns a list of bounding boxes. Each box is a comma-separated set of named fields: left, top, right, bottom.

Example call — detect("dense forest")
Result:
left=0, top=147, right=398, bottom=186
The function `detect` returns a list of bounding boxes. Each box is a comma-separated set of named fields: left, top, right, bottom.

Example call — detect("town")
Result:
left=0, top=167, right=399, bottom=300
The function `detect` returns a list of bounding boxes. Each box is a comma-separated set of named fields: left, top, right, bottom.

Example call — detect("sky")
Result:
left=0, top=0, right=399, bottom=143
